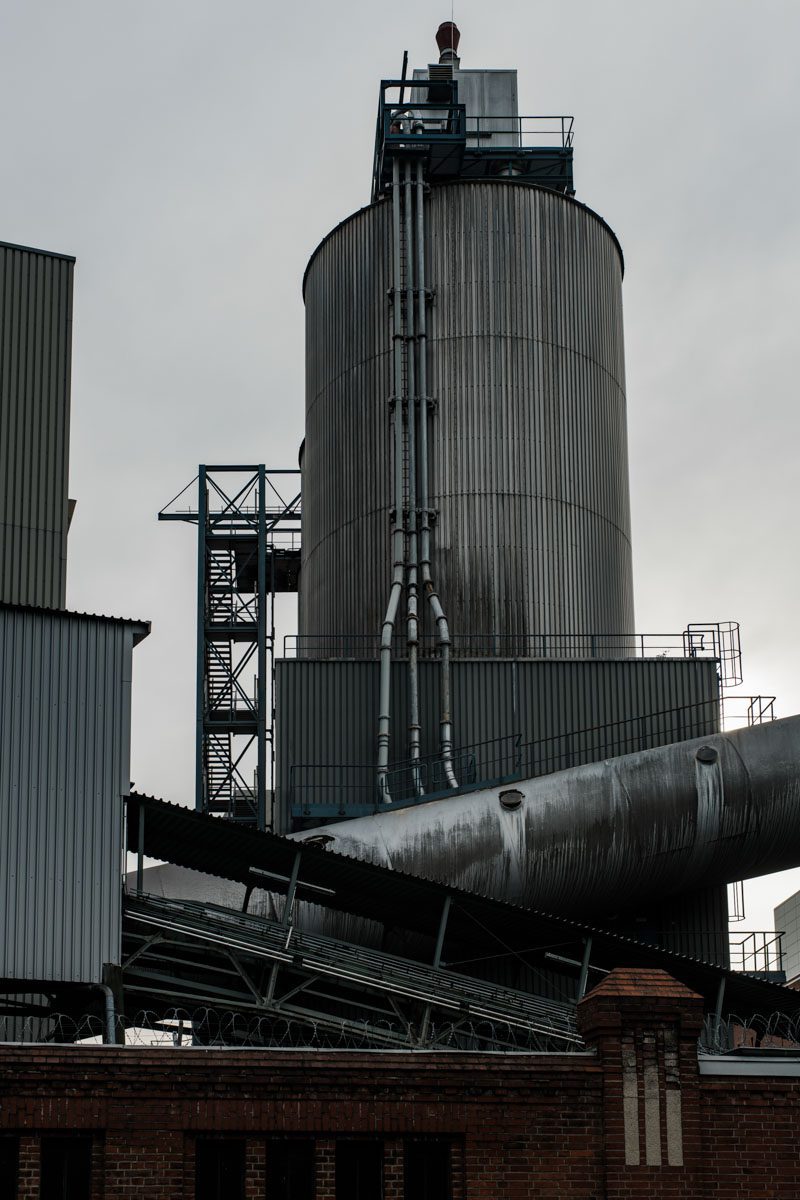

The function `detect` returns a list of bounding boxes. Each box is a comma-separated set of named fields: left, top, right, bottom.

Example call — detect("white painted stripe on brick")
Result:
left=663, top=1029, right=683, bottom=1167
left=621, top=1036, right=640, bottom=1166
left=643, top=1034, right=662, bottom=1166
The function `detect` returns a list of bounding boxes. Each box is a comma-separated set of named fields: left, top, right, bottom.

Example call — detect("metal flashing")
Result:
left=0, top=239, right=76, bottom=263
left=698, top=1056, right=800, bottom=1077
left=0, top=601, right=150, bottom=644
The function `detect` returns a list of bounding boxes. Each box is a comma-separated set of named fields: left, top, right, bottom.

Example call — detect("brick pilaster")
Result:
left=577, top=967, right=704, bottom=1200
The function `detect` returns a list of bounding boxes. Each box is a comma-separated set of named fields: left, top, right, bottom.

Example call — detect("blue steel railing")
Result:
left=289, top=698, right=730, bottom=819
left=290, top=735, right=521, bottom=819
left=371, top=76, right=575, bottom=201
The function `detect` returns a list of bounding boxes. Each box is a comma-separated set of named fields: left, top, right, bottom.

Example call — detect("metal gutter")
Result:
left=698, top=1056, right=800, bottom=1077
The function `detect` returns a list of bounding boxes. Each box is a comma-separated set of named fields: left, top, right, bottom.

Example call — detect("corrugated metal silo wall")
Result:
left=301, top=181, right=633, bottom=651
left=0, top=608, right=140, bottom=984
left=300, top=198, right=392, bottom=643
left=274, top=657, right=720, bottom=832
left=0, top=243, right=74, bottom=609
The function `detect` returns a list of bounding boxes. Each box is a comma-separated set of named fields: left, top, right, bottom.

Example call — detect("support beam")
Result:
left=432, top=895, right=452, bottom=968
left=577, top=937, right=593, bottom=1000
left=122, top=933, right=164, bottom=971
left=418, top=895, right=452, bottom=1045
left=136, top=802, right=145, bottom=896
left=226, top=952, right=263, bottom=1007
left=282, top=851, right=302, bottom=927
left=715, top=976, right=726, bottom=1027
left=257, top=464, right=267, bottom=830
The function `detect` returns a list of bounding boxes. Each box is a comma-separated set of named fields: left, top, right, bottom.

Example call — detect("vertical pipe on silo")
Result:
left=376, top=158, right=407, bottom=802
left=404, top=160, right=423, bottom=793
left=416, top=161, right=457, bottom=788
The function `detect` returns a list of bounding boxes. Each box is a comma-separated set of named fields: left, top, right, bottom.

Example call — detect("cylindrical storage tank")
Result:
left=301, top=181, right=634, bottom=657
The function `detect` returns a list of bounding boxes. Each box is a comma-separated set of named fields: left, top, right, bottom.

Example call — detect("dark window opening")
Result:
left=40, top=1137, right=92, bottom=1200
left=335, top=1140, right=383, bottom=1200
left=195, top=1139, right=246, bottom=1200
left=404, top=1139, right=452, bottom=1200
left=267, top=1139, right=315, bottom=1200
left=0, top=1136, right=19, bottom=1200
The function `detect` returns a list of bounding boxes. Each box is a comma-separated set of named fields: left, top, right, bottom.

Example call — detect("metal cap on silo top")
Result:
left=436, top=20, right=461, bottom=64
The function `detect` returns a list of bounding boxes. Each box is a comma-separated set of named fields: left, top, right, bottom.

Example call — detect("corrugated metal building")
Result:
left=275, top=656, right=720, bottom=831
left=0, top=241, right=74, bottom=609
left=0, top=604, right=149, bottom=984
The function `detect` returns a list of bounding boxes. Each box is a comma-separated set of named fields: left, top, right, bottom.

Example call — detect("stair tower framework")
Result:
left=159, top=465, right=301, bottom=829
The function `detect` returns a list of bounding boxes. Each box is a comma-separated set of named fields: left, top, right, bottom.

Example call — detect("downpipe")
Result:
left=416, top=161, right=457, bottom=789
left=405, top=161, right=423, bottom=795
left=95, top=983, right=117, bottom=1045
left=377, top=158, right=407, bottom=803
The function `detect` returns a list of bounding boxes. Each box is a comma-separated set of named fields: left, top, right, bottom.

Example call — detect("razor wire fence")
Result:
left=700, top=1011, right=800, bottom=1055
left=0, top=1007, right=585, bottom=1054
left=9, top=1008, right=800, bottom=1057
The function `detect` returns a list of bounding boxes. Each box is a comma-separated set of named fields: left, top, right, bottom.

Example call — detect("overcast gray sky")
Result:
left=2, top=0, right=799, bottom=930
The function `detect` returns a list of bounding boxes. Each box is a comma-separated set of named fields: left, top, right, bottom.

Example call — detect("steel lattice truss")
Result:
left=159, top=467, right=301, bottom=829
left=122, top=894, right=581, bottom=1053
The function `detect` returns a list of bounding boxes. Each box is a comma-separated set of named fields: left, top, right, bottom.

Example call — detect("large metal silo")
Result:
left=301, top=180, right=633, bottom=656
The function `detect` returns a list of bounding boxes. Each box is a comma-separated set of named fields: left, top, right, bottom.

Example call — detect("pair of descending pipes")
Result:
left=377, top=155, right=456, bottom=802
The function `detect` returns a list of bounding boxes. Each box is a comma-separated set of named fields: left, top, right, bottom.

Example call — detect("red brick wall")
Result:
left=699, top=1079, right=800, bottom=1196
left=0, top=1049, right=603, bottom=1199
left=1, top=970, right=800, bottom=1198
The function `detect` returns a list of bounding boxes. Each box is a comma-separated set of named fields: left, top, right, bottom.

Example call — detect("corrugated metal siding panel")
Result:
left=301, top=197, right=392, bottom=645
left=658, top=885, right=730, bottom=967
left=0, top=245, right=73, bottom=608
left=0, top=609, right=136, bottom=983
left=301, top=182, right=633, bottom=650
left=275, top=657, right=720, bottom=831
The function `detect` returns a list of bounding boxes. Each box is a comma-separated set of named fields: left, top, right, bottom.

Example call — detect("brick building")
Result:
left=2, top=969, right=800, bottom=1199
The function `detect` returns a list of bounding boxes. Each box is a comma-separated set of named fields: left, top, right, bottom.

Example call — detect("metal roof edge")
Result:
left=125, top=794, right=800, bottom=1015
left=0, top=602, right=151, bottom=644
left=0, top=239, right=76, bottom=263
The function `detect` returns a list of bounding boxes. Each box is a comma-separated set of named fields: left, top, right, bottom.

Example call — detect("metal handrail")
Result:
left=659, top=931, right=785, bottom=975
left=729, top=930, right=785, bottom=974
left=289, top=698, right=724, bottom=814
left=283, top=626, right=736, bottom=663
left=466, top=114, right=575, bottom=149
left=372, top=76, right=575, bottom=201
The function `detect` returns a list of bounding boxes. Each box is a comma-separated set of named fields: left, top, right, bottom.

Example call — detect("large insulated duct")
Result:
left=301, top=181, right=634, bottom=657
left=294, top=716, right=800, bottom=916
